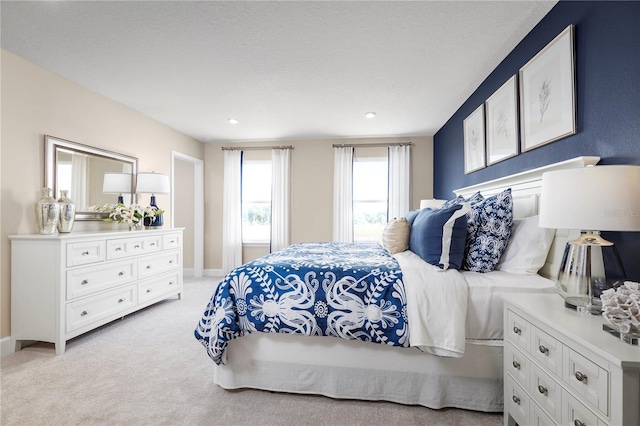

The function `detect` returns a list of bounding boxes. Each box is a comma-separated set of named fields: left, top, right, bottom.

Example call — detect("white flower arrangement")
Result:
left=89, top=203, right=164, bottom=228
left=601, top=281, right=640, bottom=335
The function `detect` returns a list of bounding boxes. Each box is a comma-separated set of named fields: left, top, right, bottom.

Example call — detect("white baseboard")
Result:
left=1, top=336, right=13, bottom=357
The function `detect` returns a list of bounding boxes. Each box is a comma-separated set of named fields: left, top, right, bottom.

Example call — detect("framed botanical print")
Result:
left=519, top=24, right=576, bottom=152
left=486, top=75, right=519, bottom=165
left=463, top=104, right=486, bottom=174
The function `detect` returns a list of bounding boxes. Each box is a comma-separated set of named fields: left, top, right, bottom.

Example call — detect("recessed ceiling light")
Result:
left=364, top=112, right=376, bottom=119
left=228, top=118, right=239, bottom=124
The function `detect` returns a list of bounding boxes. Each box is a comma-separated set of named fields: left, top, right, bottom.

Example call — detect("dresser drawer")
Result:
left=531, top=326, right=562, bottom=376
left=505, top=342, right=530, bottom=389
left=506, top=375, right=530, bottom=426
left=530, top=363, right=562, bottom=422
left=138, top=250, right=180, bottom=279
left=66, top=285, right=136, bottom=333
left=506, top=309, right=530, bottom=352
left=562, top=389, right=606, bottom=426
left=106, top=235, right=162, bottom=259
left=66, top=259, right=136, bottom=300
left=531, top=401, right=557, bottom=426
left=66, top=240, right=105, bottom=267
left=563, top=347, right=609, bottom=416
left=138, top=271, right=181, bottom=304
left=163, top=233, right=182, bottom=250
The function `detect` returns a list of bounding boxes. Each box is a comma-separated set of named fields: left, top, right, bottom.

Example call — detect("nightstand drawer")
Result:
left=531, top=326, right=562, bottom=376
left=66, top=259, right=136, bottom=300
left=505, top=342, right=529, bottom=389
left=506, top=375, right=530, bottom=426
left=138, top=250, right=180, bottom=278
left=66, top=285, right=136, bottom=333
left=66, top=240, right=105, bottom=266
left=530, top=363, right=562, bottom=422
left=506, top=309, right=530, bottom=351
left=563, top=348, right=609, bottom=416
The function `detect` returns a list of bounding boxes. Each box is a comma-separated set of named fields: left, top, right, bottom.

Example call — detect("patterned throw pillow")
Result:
left=409, top=203, right=470, bottom=270
left=440, top=195, right=465, bottom=209
left=381, top=218, right=411, bottom=254
left=463, top=189, right=513, bottom=273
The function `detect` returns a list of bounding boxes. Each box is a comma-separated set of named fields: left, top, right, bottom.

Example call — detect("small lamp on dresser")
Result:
left=136, top=172, right=170, bottom=227
left=539, top=165, right=640, bottom=313
left=102, top=172, right=132, bottom=204
left=419, top=199, right=446, bottom=209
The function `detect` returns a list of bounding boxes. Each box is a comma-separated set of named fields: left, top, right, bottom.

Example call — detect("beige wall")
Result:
left=204, top=136, right=434, bottom=269
left=0, top=50, right=204, bottom=338
left=174, top=158, right=195, bottom=269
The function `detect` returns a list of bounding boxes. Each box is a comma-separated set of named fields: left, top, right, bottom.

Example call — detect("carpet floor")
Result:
left=1, top=276, right=503, bottom=426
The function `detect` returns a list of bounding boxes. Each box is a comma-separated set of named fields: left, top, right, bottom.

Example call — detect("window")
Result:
left=242, top=160, right=272, bottom=243
left=353, top=157, right=388, bottom=241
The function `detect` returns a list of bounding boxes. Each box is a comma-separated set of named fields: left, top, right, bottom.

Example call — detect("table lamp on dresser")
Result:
left=136, top=171, right=170, bottom=227
left=102, top=172, right=132, bottom=204
left=539, top=164, right=640, bottom=314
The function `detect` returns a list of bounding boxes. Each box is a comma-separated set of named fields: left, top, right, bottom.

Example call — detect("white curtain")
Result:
left=333, top=146, right=354, bottom=242
left=222, top=150, right=243, bottom=274
left=271, top=148, right=290, bottom=252
left=388, top=145, right=411, bottom=219
left=71, top=153, right=88, bottom=209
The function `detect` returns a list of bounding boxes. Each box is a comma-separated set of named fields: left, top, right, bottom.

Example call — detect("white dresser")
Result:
left=10, top=228, right=183, bottom=355
left=503, top=293, right=640, bottom=426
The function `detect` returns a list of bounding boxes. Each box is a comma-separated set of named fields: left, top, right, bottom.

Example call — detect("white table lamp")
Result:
left=102, top=173, right=132, bottom=204
left=420, top=199, right=446, bottom=209
left=539, top=165, right=640, bottom=313
left=136, top=172, right=170, bottom=227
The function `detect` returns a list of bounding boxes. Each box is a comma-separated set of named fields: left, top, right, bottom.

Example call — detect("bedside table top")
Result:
left=503, top=293, right=640, bottom=370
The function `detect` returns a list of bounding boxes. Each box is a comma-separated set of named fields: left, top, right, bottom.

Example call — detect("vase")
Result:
left=57, top=190, right=76, bottom=233
left=35, top=187, right=60, bottom=235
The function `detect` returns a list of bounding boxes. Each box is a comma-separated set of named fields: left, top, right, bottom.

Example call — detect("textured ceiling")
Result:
left=1, top=1, right=556, bottom=143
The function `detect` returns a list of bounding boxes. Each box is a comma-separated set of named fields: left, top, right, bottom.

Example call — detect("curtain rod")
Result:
left=332, top=142, right=413, bottom=148
left=221, top=145, right=294, bottom=151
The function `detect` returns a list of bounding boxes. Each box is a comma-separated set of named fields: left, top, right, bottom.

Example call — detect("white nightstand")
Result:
left=503, top=293, right=640, bottom=426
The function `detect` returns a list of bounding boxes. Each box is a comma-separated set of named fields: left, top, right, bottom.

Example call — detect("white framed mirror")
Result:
left=44, top=135, right=138, bottom=220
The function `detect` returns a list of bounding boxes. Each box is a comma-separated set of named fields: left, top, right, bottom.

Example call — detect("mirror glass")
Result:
left=45, top=135, right=138, bottom=220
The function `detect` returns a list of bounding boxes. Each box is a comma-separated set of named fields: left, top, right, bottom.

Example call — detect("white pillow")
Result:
left=381, top=218, right=411, bottom=254
left=496, top=215, right=555, bottom=275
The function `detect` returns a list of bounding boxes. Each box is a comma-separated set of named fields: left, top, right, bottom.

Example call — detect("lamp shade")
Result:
left=102, top=173, right=132, bottom=194
left=420, top=199, right=446, bottom=209
left=136, top=172, right=170, bottom=194
left=539, top=165, right=640, bottom=231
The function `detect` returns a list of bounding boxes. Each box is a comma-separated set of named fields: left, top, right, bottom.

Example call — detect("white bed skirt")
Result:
left=213, top=333, right=504, bottom=412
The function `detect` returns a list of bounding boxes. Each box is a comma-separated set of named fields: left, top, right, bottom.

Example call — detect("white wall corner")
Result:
left=1, top=336, right=14, bottom=357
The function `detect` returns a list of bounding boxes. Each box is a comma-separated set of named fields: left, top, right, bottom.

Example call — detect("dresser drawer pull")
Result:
left=512, top=360, right=521, bottom=370
left=169, top=281, right=175, bottom=285
left=81, top=310, right=89, bottom=316
left=81, top=279, right=89, bottom=285
left=118, top=271, right=125, bottom=276
left=169, top=260, right=174, bottom=264
left=82, top=251, right=90, bottom=256
left=118, top=298, right=126, bottom=303
left=146, top=265, right=152, bottom=269
left=537, top=385, right=548, bottom=395
left=512, top=395, right=520, bottom=405
left=513, top=326, right=521, bottom=335
left=115, top=247, right=123, bottom=251
left=169, top=239, right=176, bottom=244
left=574, top=371, right=587, bottom=383
left=134, top=244, right=140, bottom=249
left=146, top=289, right=152, bottom=293
left=150, top=242, right=156, bottom=246
left=538, top=345, right=549, bottom=355
left=574, top=419, right=586, bottom=426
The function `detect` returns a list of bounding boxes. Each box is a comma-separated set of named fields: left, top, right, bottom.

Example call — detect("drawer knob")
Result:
left=537, top=385, right=548, bottom=395
left=151, top=243, right=156, bottom=246
left=118, top=271, right=125, bottom=276
left=118, top=298, right=126, bottom=303
left=574, top=371, right=587, bottom=383
left=169, top=281, right=175, bottom=285
left=146, top=265, right=152, bottom=269
left=170, top=240, right=175, bottom=243
left=81, top=279, right=89, bottom=285
left=116, top=247, right=122, bottom=251
left=512, top=395, right=520, bottom=405
left=512, top=360, right=521, bottom=370
left=513, top=326, right=521, bottom=335
left=82, top=251, right=90, bottom=256
left=574, top=420, right=586, bottom=426
left=134, top=244, right=140, bottom=248
left=146, top=289, right=152, bottom=293
left=81, top=310, right=89, bottom=316
left=169, top=260, right=174, bottom=264
left=538, top=345, right=549, bottom=355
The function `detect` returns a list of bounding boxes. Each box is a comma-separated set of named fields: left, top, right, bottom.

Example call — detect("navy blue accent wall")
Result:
left=433, top=1, right=640, bottom=280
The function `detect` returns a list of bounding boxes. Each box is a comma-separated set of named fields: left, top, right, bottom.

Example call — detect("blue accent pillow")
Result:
left=405, top=209, right=421, bottom=225
left=409, top=204, right=470, bottom=270
left=463, top=189, right=513, bottom=272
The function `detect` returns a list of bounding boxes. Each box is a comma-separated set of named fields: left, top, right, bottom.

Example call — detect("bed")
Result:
left=195, top=156, right=600, bottom=411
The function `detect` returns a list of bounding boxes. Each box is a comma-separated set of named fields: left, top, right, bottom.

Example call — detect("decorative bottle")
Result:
left=35, top=187, right=60, bottom=235
left=57, top=190, right=76, bottom=233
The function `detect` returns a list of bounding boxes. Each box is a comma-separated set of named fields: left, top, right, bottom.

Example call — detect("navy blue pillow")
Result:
left=405, top=209, right=421, bottom=225
left=409, top=204, right=470, bottom=270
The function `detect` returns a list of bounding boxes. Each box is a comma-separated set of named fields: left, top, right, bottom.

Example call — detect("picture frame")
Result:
left=485, top=75, right=519, bottom=165
left=463, top=104, right=486, bottom=174
left=519, top=24, right=576, bottom=152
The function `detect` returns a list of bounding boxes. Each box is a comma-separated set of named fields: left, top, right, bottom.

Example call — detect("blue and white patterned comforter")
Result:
left=195, top=242, right=409, bottom=365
